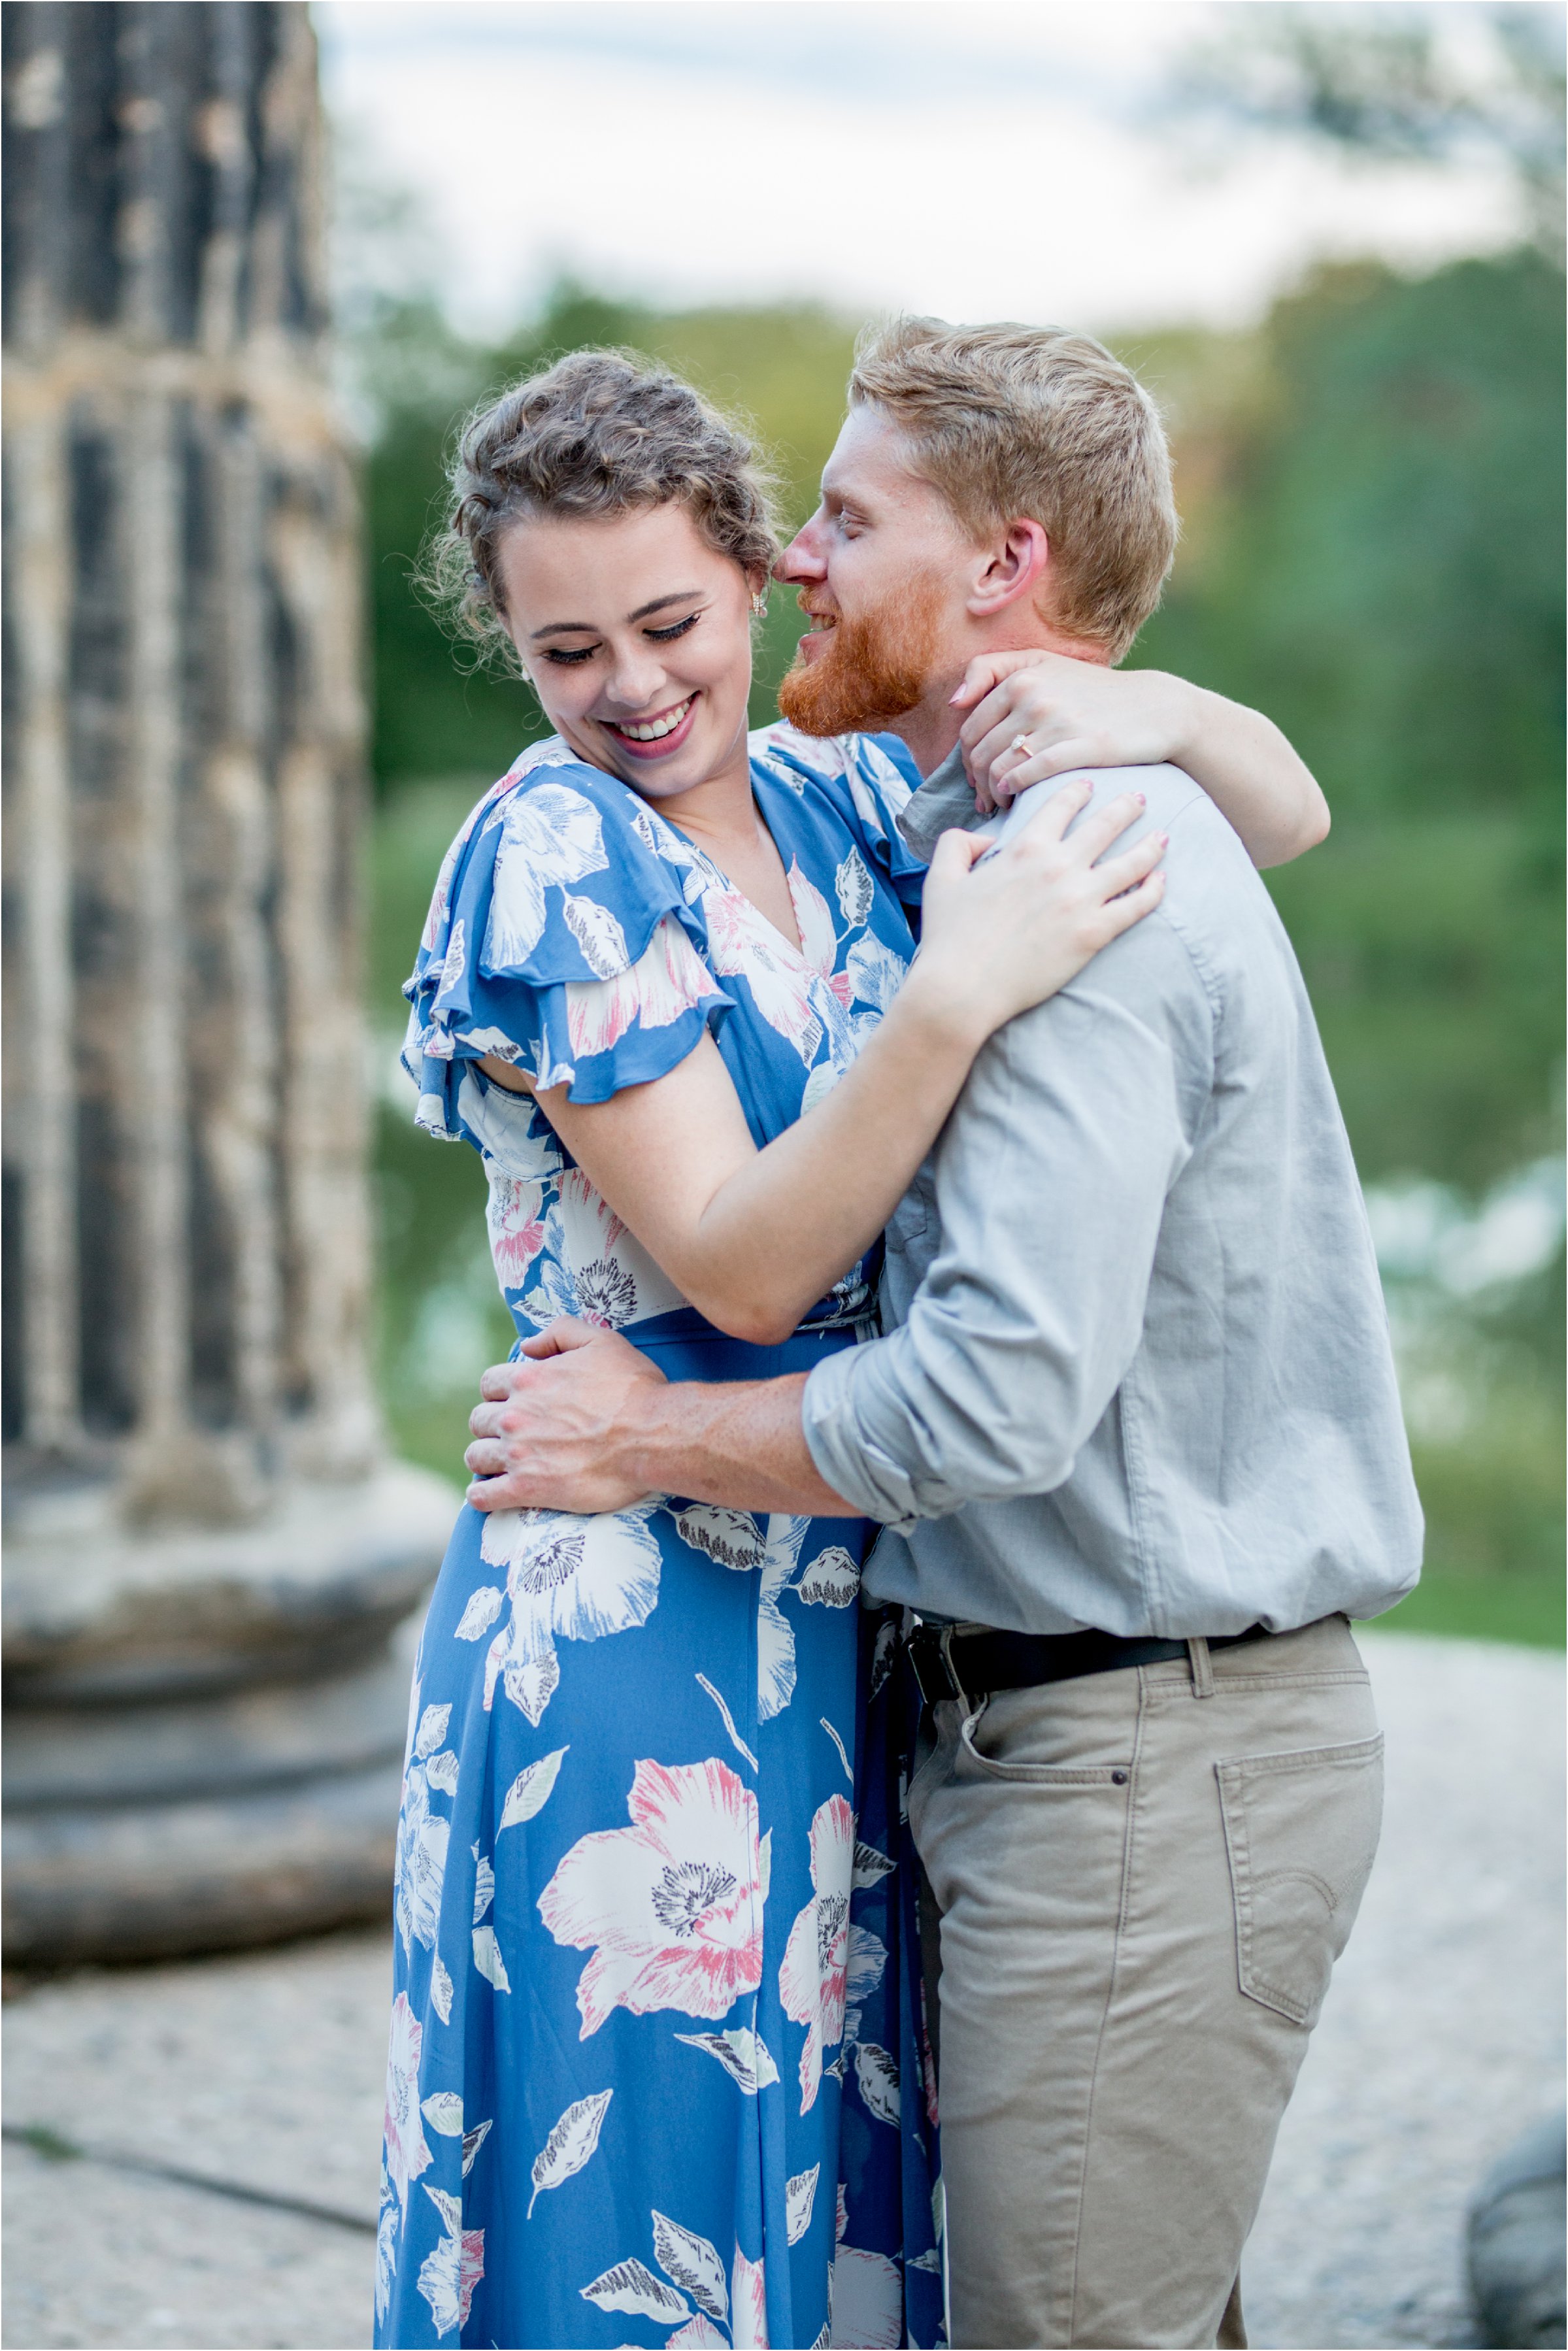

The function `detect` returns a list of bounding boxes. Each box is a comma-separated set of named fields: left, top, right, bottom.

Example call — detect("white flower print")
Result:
left=539, top=1757, right=765, bottom=2037
left=382, top=1992, right=433, bottom=2214
left=394, top=1702, right=454, bottom=1958
left=780, top=1795, right=854, bottom=2112
left=485, top=782, right=610, bottom=968
left=480, top=1500, right=662, bottom=1726
left=416, top=2183, right=485, bottom=2336
left=376, top=2190, right=399, bottom=2324
left=565, top=910, right=717, bottom=1061
left=672, top=1507, right=812, bottom=1722
left=528, top=2086, right=613, bottom=2217
left=452, top=1022, right=524, bottom=1062
left=835, top=847, right=875, bottom=931
left=786, top=861, right=846, bottom=1005
left=562, top=892, right=629, bottom=978
left=433, top=916, right=467, bottom=1005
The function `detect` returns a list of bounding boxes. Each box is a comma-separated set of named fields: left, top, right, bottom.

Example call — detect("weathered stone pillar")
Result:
left=2, top=0, right=454, bottom=1963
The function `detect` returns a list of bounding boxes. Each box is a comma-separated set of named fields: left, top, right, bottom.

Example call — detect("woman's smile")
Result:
left=599, top=692, right=699, bottom=756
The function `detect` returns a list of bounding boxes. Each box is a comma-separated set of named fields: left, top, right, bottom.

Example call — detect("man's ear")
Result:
left=966, top=518, right=1049, bottom=620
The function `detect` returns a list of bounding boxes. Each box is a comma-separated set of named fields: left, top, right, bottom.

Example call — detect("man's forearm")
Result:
left=621, top=1371, right=852, bottom=1516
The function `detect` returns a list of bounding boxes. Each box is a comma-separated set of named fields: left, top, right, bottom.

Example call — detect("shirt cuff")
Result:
left=801, top=1345, right=921, bottom=1533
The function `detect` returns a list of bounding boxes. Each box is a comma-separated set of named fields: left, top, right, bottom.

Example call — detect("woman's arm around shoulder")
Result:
left=953, top=650, right=1330, bottom=869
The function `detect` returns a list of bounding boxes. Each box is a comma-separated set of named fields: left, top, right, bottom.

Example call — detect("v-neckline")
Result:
left=655, top=775, right=807, bottom=963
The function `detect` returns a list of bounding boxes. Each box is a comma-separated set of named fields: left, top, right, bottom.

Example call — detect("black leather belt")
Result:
left=905, top=1618, right=1273, bottom=1709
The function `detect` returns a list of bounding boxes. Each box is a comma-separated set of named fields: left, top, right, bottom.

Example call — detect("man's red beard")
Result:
left=776, top=578, right=944, bottom=737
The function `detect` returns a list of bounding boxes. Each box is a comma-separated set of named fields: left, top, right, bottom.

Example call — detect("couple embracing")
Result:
left=377, top=320, right=1421, bottom=2351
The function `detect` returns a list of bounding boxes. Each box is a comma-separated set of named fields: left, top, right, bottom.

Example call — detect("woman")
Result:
left=377, top=352, right=1323, bottom=2351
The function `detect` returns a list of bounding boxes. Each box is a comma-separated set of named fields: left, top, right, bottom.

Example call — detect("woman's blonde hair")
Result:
left=424, top=349, right=783, bottom=671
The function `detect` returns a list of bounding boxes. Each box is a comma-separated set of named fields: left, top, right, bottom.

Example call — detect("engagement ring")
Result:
left=1010, top=732, right=1031, bottom=756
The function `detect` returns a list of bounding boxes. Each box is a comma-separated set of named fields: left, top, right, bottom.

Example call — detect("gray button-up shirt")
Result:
left=802, top=750, right=1424, bottom=1637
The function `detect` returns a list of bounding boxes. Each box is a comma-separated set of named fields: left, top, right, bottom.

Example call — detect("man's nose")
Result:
left=776, top=516, right=826, bottom=584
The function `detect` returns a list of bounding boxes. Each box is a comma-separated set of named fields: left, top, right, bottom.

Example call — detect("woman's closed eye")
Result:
left=541, top=611, right=703, bottom=665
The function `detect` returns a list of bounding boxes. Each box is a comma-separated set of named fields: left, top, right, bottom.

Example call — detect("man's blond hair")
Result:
left=848, top=318, right=1178, bottom=661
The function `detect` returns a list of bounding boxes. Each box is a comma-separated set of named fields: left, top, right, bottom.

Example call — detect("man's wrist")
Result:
left=616, top=1375, right=691, bottom=1497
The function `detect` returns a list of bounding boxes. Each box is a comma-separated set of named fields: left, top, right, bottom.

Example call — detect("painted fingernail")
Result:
left=1135, top=793, right=1146, bottom=807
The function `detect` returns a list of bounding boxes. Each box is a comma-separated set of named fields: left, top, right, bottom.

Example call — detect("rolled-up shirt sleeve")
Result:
left=802, top=920, right=1214, bottom=1524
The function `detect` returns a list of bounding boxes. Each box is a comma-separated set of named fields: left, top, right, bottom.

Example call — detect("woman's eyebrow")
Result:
left=530, top=590, right=703, bottom=640
left=628, top=589, right=702, bottom=622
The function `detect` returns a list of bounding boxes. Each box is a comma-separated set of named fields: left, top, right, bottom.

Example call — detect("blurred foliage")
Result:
left=356, top=229, right=1563, bottom=1644
left=1129, top=248, right=1564, bottom=1193
left=1173, top=3, right=1565, bottom=256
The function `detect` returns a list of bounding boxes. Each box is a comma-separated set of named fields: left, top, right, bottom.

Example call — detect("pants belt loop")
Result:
left=1187, top=1635, right=1215, bottom=1699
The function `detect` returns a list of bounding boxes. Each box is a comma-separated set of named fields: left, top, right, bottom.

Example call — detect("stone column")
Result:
left=2, top=0, right=455, bottom=1964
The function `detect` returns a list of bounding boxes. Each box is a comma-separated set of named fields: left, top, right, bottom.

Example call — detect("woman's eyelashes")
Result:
left=540, top=612, right=702, bottom=667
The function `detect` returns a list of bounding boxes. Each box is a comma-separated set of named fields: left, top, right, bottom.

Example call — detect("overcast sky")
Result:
left=316, top=2, right=1522, bottom=338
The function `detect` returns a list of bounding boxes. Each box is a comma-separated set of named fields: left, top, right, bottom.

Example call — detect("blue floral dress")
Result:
left=377, top=725, right=944, bottom=2351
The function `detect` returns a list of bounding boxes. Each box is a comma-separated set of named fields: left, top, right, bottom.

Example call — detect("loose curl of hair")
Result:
left=424, top=348, right=784, bottom=673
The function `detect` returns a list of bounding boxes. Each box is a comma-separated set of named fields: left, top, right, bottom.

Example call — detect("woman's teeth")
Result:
left=611, top=697, right=693, bottom=742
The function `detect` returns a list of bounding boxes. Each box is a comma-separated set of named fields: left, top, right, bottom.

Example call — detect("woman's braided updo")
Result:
left=426, top=348, right=784, bottom=671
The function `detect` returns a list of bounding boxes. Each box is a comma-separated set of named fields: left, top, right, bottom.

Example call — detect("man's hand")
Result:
left=465, top=1320, right=667, bottom=1515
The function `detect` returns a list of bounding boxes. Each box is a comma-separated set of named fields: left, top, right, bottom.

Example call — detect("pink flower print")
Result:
left=779, top=1795, right=854, bottom=2112
left=486, top=1176, right=547, bottom=1288
left=732, top=2244, right=769, bottom=2348
left=565, top=911, right=714, bottom=1060
left=382, top=1992, right=433, bottom=2214
left=539, top=1758, right=765, bottom=2039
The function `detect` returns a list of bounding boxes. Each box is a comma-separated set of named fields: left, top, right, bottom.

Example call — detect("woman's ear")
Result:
left=967, top=518, right=1050, bottom=620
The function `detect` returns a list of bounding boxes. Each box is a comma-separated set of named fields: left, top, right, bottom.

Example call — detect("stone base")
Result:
left=3, top=1461, right=458, bottom=1966
left=3, top=1752, right=405, bottom=1968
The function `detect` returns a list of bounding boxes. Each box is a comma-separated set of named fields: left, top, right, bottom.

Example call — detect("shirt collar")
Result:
left=896, top=742, right=983, bottom=860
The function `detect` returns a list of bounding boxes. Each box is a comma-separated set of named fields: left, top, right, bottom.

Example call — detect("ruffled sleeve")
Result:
left=401, top=748, right=733, bottom=1139
left=750, top=724, right=929, bottom=905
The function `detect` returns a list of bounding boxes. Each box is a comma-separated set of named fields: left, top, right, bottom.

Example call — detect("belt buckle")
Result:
left=907, top=1621, right=970, bottom=1712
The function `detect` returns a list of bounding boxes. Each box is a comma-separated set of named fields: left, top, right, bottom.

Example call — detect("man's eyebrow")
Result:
left=530, top=590, right=703, bottom=640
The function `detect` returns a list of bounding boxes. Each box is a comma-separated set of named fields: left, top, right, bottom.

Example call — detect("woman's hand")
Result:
left=949, top=649, right=1330, bottom=869
left=952, top=650, right=1193, bottom=812
left=908, top=778, right=1167, bottom=1044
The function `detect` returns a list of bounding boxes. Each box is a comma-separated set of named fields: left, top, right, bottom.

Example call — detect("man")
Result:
left=463, top=320, right=1424, bottom=2350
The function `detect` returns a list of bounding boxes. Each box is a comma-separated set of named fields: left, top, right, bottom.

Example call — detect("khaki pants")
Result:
left=908, top=1616, right=1383, bottom=2349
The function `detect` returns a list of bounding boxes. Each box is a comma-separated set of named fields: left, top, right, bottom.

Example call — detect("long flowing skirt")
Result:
left=375, top=1318, right=943, bottom=2350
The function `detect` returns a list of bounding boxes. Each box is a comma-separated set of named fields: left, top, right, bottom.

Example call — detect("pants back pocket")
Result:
left=1217, top=1733, right=1384, bottom=2027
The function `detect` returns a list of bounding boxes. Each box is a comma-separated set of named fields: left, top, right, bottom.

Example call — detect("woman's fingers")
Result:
left=1094, top=867, right=1167, bottom=939
left=1010, top=784, right=1144, bottom=869
left=990, top=739, right=1101, bottom=800
left=1092, top=830, right=1169, bottom=904
left=948, top=648, right=1047, bottom=712
left=1009, top=774, right=1095, bottom=844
